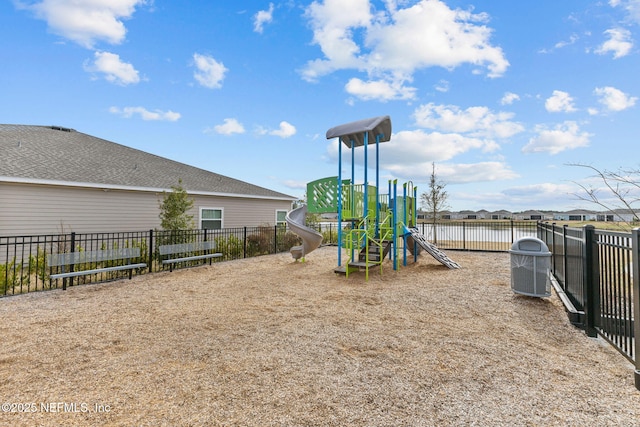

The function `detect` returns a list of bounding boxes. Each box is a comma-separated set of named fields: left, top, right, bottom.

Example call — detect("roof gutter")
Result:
left=0, top=176, right=297, bottom=202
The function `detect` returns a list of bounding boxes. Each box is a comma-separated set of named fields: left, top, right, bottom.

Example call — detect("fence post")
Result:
left=462, top=221, right=466, bottom=250
left=148, top=229, right=154, bottom=273
left=583, top=225, right=599, bottom=337
left=243, top=227, right=247, bottom=258
left=63, top=232, right=76, bottom=291
left=562, top=225, right=568, bottom=285
left=510, top=219, right=514, bottom=243
left=274, top=225, right=278, bottom=254
left=631, top=228, right=640, bottom=390
left=550, top=223, right=556, bottom=274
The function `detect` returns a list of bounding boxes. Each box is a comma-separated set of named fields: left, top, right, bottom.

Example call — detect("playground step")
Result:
left=348, top=261, right=381, bottom=268
left=334, top=265, right=360, bottom=275
left=358, top=240, right=391, bottom=263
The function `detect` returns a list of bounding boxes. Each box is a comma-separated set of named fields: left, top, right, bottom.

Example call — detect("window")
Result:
left=201, top=208, right=223, bottom=230
left=276, top=210, right=287, bottom=226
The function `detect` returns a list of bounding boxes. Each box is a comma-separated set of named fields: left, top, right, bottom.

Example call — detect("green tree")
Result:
left=159, top=180, right=195, bottom=231
left=420, top=163, right=449, bottom=244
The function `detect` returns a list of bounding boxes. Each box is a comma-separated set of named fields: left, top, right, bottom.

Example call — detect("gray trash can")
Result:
left=509, top=237, right=551, bottom=297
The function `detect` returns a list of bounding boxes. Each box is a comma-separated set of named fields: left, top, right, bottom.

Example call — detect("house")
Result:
left=489, top=210, right=513, bottom=220
left=458, top=210, right=480, bottom=220
left=603, top=209, right=639, bottom=223
left=553, top=209, right=597, bottom=221
left=0, top=124, right=297, bottom=236
left=418, top=210, right=457, bottom=220
left=514, top=210, right=552, bottom=221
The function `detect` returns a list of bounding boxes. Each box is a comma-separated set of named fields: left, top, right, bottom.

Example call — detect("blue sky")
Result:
left=2, top=0, right=639, bottom=212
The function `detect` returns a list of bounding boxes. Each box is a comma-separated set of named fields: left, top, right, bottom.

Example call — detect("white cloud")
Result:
left=454, top=181, right=578, bottom=211
left=413, top=103, right=524, bottom=139
left=327, top=129, right=496, bottom=167
left=269, top=121, right=297, bottom=138
left=325, top=124, right=518, bottom=185
left=282, top=179, right=308, bottom=190
left=431, top=162, right=519, bottom=184
left=500, top=92, right=520, bottom=105
left=302, top=0, right=371, bottom=82
left=19, top=0, right=146, bottom=48
left=212, top=118, right=245, bottom=135
left=595, top=28, right=633, bottom=59
left=302, top=0, right=508, bottom=101
left=192, top=53, right=228, bottom=89
left=523, top=121, right=591, bottom=154
left=365, top=1, right=509, bottom=77
left=545, top=90, right=577, bottom=113
left=609, top=0, right=640, bottom=25
left=253, top=3, right=274, bottom=33
left=382, top=160, right=519, bottom=184
left=435, top=79, right=449, bottom=93
left=594, top=86, right=637, bottom=111
left=84, top=51, right=140, bottom=85
left=554, top=34, right=579, bottom=49
left=500, top=183, right=576, bottom=207
left=345, top=77, right=416, bottom=101
left=109, top=106, right=181, bottom=121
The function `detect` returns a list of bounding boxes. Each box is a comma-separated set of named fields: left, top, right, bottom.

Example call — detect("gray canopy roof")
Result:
left=325, top=116, right=392, bottom=148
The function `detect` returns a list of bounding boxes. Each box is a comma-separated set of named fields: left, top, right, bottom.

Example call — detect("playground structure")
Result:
left=286, top=115, right=459, bottom=279
left=285, top=204, right=323, bottom=261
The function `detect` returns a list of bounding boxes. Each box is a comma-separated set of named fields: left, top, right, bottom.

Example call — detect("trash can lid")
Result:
left=510, top=237, right=551, bottom=255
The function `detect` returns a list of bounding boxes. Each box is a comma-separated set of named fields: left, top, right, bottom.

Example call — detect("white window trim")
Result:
left=200, top=207, right=224, bottom=230
left=275, top=209, right=288, bottom=226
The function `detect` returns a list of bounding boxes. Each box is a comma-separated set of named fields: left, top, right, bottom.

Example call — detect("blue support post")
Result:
left=392, top=179, right=398, bottom=270
left=413, top=184, right=418, bottom=262
left=403, top=183, right=408, bottom=267
left=375, top=134, right=381, bottom=238
left=363, top=132, right=368, bottom=221
left=337, top=139, right=343, bottom=267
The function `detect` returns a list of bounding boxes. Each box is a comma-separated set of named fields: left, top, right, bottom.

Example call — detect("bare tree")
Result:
left=420, top=163, right=449, bottom=243
left=569, top=163, right=640, bottom=229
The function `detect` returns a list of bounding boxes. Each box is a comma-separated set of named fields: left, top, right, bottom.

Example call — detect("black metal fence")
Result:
left=0, top=220, right=539, bottom=297
left=313, top=220, right=539, bottom=252
left=538, top=222, right=640, bottom=389
left=0, top=226, right=300, bottom=297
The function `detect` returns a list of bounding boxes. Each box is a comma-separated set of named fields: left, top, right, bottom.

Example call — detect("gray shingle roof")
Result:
left=0, top=124, right=295, bottom=200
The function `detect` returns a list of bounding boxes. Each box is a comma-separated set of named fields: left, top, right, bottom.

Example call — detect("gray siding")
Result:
left=1, top=182, right=293, bottom=236
left=192, top=195, right=291, bottom=229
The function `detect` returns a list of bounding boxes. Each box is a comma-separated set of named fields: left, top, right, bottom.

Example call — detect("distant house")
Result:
left=553, top=209, right=597, bottom=221
left=0, top=125, right=297, bottom=236
left=489, top=210, right=513, bottom=220
left=515, top=210, right=552, bottom=221
left=603, top=209, right=639, bottom=223
left=458, top=210, right=479, bottom=220
left=418, top=210, right=456, bottom=220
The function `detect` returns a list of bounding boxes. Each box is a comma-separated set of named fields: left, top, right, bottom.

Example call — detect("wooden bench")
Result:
left=158, top=241, right=222, bottom=272
left=48, top=247, right=147, bottom=287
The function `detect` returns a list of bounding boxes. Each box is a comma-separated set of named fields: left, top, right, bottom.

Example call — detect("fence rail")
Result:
left=0, top=220, right=538, bottom=297
left=538, top=222, right=640, bottom=390
left=313, top=220, right=538, bottom=252
left=0, top=225, right=300, bottom=297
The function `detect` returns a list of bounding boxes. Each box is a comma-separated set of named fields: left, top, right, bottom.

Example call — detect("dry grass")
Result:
left=0, top=246, right=639, bottom=426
